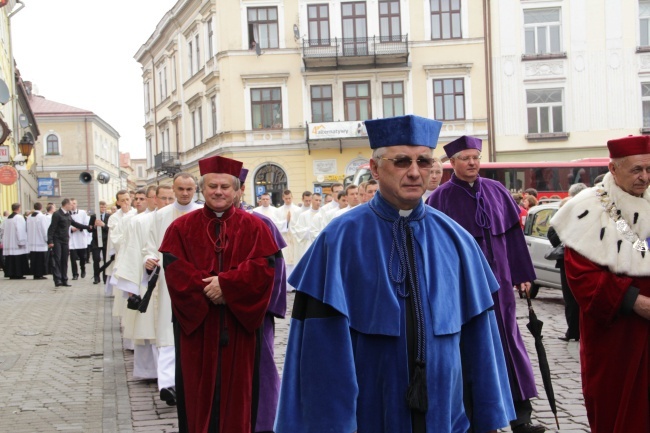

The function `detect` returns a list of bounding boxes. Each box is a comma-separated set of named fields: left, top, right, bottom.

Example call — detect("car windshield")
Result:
left=526, top=207, right=557, bottom=239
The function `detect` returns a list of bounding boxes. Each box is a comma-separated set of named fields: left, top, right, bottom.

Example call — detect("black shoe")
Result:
left=81, top=270, right=86, bottom=278
left=160, top=387, right=177, bottom=406
left=512, top=423, right=546, bottom=433
left=72, top=275, right=78, bottom=280
left=558, top=336, right=579, bottom=342
left=34, top=276, right=47, bottom=280
left=62, top=283, right=72, bottom=287
left=9, top=276, right=26, bottom=280
left=93, top=277, right=100, bottom=284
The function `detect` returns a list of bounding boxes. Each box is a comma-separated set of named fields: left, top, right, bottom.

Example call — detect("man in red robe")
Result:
left=159, top=155, right=278, bottom=433
left=551, top=135, right=650, bottom=433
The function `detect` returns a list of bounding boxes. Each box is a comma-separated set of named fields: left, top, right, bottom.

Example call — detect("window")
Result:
left=188, top=40, right=194, bottom=76
left=143, top=82, right=150, bottom=113
left=46, top=134, right=59, bottom=155
left=526, top=88, right=564, bottom=134
left=431, top=0, right=461, bottom=40
left=251, top=87, right=282, bottom=129
left=160, top=126, right=170, bottom=153
left=191, top=107, right=203, bottom=146
left=146, top=138, right=152, bottom=167
left=642, top=83, right=650, bottom=127
left=195, top=34, right=201, bottom=70
left=524, top=9, right=561, bottom=55
left=248, top=7, right=279, bottom=49
left=211, top=95, right=218, bottom=135
left=158, top=66, right=167, bottom=100
left=207, top=20, right=214, bottom=59
left=342, top=2, right=368, bottom=56
left=433, top=78, right=465, bottom=120
left=641, top=1, right=650, bottom=46
left=137, top=166, right=144, bottom=178
left=344, top=81, right=371, bottom=121
left=308, top=4, right=330, bottom=46
left=379, top=0, right=401, bottom=42
left=382, top=81, right=404, bottom=117
left=171, top=55, right=177, bottom=91
left=311, top=85, right=333, bottom=122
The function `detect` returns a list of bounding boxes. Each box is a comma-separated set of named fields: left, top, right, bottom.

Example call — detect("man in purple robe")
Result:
left=427, top=136, right=543, bottom=433
left=236, top=167, right=287, bottom=433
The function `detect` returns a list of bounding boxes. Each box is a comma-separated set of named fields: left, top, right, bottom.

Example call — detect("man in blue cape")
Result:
left=275, top=115, right=515, bottom=433
left=426, top=136, right=542, bottom=433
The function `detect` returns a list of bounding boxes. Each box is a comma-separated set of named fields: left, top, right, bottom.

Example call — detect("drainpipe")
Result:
left=85, top=117, right=91, bottom=209
left=483, top=0, right=497, bottom=162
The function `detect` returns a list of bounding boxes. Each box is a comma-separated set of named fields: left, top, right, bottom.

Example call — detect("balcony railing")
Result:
left=302, top=35, right=409, bottom=70
left=154, top=151, right=181, bottom=176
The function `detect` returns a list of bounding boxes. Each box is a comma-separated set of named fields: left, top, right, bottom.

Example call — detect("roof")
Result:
left=29, top=95, right=94, bottom=116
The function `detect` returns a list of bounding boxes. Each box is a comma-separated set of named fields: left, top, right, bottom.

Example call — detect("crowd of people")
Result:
left=2, top=115, right=649, bottom=433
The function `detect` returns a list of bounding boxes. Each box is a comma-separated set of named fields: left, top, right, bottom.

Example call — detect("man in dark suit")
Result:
left=47, top=198, right=94, bottom=287
left=89, top=201, right=110, bottom=284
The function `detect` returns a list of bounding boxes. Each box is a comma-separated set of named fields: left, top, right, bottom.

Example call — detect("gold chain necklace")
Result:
left=596, top=186, right=648, bottom=252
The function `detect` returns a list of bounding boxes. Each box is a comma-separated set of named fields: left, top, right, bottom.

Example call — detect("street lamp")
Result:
left=3, top=133, right=35, bottom=166
left=17, top=133, right=34, bottom=158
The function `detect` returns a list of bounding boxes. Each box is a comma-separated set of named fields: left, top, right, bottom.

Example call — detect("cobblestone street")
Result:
left=0, top=275, right=588, bottom=432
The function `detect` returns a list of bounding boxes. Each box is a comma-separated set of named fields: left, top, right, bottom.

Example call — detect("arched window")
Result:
left=46, top=134, right=60, bottom=155
left=254, top=163, right=287, bottom=206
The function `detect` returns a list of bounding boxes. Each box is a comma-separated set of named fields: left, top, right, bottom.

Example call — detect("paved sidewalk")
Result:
left=0, top=272, right=589, bottom=432
left=0, top=275, right=131, bottom=432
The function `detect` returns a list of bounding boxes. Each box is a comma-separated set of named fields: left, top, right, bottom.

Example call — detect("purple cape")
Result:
left=249, top=211, right=286, bottom=432
left=427, top=174, right=538, bottom=401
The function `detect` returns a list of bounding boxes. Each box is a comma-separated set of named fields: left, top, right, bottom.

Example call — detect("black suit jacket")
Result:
left=89, top=212, right=110, bottom=248
left=47, top=209, right=90, bottom=244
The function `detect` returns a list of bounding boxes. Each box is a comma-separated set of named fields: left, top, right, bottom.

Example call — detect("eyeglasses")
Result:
left=454, top=154, right=482, bottom=162
left=379, top=157, right=434, bottom=169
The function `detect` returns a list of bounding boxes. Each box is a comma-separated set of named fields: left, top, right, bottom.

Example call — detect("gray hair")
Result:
left=199, top=174, right=241, bottom=191
left=568, top=182, right=587, bottom=197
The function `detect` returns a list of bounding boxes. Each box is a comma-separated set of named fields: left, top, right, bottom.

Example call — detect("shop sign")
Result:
left=309, top=121, right=368, bottom=140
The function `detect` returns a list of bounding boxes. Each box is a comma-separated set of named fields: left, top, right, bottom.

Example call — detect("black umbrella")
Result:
left=523, top=290, right=560, bottom=429
left=96, top=254, right=115, bottom=276
left=137, top=266, right=161, bottom=313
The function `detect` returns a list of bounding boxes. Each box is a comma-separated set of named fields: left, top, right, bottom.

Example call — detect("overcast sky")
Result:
left=11, top=0, right=178, bottom=159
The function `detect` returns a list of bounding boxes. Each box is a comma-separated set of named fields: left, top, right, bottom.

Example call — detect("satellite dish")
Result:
left=18, top=114, right=29, bottom=128
left=0, top=79, right=9, bottom=105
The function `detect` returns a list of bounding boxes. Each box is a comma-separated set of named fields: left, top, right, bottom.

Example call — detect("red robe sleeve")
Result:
left=159, top=222, right=213, bottom=335
left=564, top=247, right=636, bottom=326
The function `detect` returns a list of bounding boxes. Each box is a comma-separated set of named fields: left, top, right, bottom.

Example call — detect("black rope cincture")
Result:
left=368, top=201, right=428, bottom=412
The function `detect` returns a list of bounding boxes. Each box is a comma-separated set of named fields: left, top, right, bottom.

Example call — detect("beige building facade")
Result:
left=489, top=1, right=650, bottom=162
left=136, top=0, right=490, bottom=205
left=30, top=94, right=122, bottom=212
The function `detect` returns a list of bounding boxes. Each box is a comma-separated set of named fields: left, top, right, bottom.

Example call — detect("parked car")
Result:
left=523, top=201, right=562, bottom=298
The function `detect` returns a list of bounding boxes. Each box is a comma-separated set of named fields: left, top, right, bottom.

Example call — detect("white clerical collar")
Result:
left=213, top=211, right=224, bottom=217
left=399, top=209, right=413, bottom=217
left=174, top=201, right=196, bottom=212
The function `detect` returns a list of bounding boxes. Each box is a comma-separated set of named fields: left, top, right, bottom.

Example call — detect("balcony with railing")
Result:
left=302, top=35, right=409, bottom=70
left=154, top=151, right=182, bottom=177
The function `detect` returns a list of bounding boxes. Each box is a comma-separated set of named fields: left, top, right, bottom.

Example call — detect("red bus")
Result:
left=350, top=158, right=610, bottom=199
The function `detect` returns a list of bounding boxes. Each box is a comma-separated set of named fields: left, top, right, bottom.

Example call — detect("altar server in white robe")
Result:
left=68, top=199, right=90, bottom=280
left=114, top=187, right=163, bottom=381
left=276, top=190, right=301, bottom=289
left=26, top=202, right=49, bottom=280
left=3, top=203, right=29, bottom=279
left=252, top=192, right=280, bottom=224
left=143, top=173, right=202, bottom=406
left=292, top=193, right=322, bottom=265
